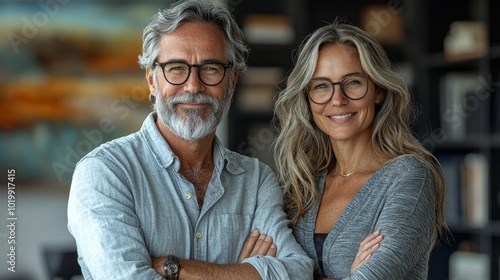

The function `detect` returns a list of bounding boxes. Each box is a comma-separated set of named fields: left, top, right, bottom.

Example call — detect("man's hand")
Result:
left=351, top=230, right=383, bottom=273
left=152, top=256, right=168, bottom=277
left=238, top=229, right=277, bottom=263
left=150, top=230, right=277, bottom=279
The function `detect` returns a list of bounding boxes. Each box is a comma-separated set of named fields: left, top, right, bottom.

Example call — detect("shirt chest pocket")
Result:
left=207, top=213, right=252, bottom=263
left=219, top=213, right=251, bottom=230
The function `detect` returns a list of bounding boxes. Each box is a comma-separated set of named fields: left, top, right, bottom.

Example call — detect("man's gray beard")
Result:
left=154, top=88, right=232, bottom=142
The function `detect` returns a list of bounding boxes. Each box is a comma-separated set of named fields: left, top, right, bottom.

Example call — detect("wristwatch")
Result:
left=163, top=255, right=180, bottom=280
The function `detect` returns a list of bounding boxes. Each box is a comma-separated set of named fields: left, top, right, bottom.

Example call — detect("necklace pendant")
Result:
left=341, top=172, right=353, bottom=178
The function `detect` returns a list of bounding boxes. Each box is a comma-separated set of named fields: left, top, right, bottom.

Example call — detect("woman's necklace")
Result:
left=338, top=159, right=375, bottom=178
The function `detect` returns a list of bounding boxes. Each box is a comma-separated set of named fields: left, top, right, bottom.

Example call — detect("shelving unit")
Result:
left=229, top=0, right=303, bottom=169
left=408, top=0, right=499, bottom=278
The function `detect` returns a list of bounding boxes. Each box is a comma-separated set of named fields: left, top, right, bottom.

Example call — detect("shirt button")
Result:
left=185, top=193, right=192, bottom=200
left=196, top=232, right=202, bottom=239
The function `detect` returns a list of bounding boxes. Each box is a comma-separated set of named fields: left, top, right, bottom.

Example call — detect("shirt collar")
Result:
left=140, top=112, right=244, bottom=175
left=141, top=112, right=175, bottom=169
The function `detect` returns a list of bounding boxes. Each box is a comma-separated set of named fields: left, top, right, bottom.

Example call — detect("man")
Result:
left=67, top=0, right=313, bottom=279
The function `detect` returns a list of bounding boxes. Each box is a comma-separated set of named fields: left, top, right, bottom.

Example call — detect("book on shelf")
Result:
left=491, top=72, right=500, bottom=133
left=443, top=21, right=488, bottom=61
left=236, top=67, right=284, bottom=113
left=461, top=153, right=489, bottom=228
left=439, top=154, right=464, bottom=226
left=449, top=251, right=489, bottom=280
left=439, top=72, right=487, bottom=140
left=437, top=153, right=489, bottom=228
left=243, top=14, right=294, bottom=45
left=360, top=5, right=404, bottom=45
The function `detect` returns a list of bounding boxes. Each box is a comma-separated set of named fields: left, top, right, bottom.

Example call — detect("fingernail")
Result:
left=265, top=236, right=272, bottom=241
left=252, top=229, right=259, bottom=236
left=365, top=253, right=372, bottom=261
left=271, top=244, right=276, bottom=249
left=259, top=234, right=266, bottom=239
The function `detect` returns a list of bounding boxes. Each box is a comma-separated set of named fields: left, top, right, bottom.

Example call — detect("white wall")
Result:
left=0, top=186, right=76, bottom=280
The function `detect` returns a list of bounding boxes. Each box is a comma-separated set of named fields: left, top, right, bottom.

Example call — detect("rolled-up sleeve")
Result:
left=351, top=162, right=435, bottom=279
left=67, top=156, right=163, bottom=280
left=241, top=166, right=313, bottom=280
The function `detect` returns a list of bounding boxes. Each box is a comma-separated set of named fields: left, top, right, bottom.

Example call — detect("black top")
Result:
left=314, top=233, right=328, bottom=273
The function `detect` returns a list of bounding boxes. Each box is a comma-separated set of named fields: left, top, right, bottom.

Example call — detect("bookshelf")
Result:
left=407, top=0, right=500, bottom=278
left=229, top=0, right=300, bottom=169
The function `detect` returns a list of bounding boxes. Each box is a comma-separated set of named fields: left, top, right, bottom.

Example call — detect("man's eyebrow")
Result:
left=202, top=59, right=226, bottom=64
left=158, top=59, right=187, bottom=64
left=157, top=59, right=227, bottom=64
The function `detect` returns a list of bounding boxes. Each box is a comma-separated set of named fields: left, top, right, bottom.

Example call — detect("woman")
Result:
left=274, top=22, right=447, bottom=279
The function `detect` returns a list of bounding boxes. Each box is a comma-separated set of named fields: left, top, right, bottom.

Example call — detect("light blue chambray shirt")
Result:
left=67, top=113, right=312, bottom=280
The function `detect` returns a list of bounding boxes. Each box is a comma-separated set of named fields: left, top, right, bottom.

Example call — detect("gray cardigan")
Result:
left=292, top=155, right=435, bottom=279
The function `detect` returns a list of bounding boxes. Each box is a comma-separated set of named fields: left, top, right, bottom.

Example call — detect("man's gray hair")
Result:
left=138, top=0, right=248, bottom=72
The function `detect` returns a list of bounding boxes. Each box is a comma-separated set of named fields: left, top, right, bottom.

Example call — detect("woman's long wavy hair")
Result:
left=274, top=22, right=446, bottom=247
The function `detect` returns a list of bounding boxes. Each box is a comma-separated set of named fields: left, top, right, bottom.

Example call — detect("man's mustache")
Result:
left=168, top=93, right=219, bottom=109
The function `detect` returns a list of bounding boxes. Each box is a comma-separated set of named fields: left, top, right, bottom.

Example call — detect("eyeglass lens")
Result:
left=307, top=74, right=368, bottom=103
left=161, top=62, right=228, bottom=86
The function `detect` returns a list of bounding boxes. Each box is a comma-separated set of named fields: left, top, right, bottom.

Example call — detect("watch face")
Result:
left=164, top=255, right=179, bottom=279
left=167, top=263, right=179, bottom=274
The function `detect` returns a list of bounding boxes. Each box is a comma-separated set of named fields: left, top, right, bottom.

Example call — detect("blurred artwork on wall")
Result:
left=0, top=1, right=175, bottom=187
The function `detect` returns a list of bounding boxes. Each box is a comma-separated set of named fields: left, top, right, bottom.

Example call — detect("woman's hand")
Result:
left=351, top=230, right=384, bottom=273
left=317, top=230, right=383, bottom=280
left=238, top=229, right=277, bottom=263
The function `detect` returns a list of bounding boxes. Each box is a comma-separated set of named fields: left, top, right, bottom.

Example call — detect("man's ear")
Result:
left=146, top=68, right=156, bottom=96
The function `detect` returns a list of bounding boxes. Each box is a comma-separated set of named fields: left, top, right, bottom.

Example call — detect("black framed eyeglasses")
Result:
left=307, top=73, right=370, bottom=104
left=154, top=61, right=232, bottom=86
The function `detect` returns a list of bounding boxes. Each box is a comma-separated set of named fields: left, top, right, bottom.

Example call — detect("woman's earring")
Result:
left=149, top=94, right=156, bottom=105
